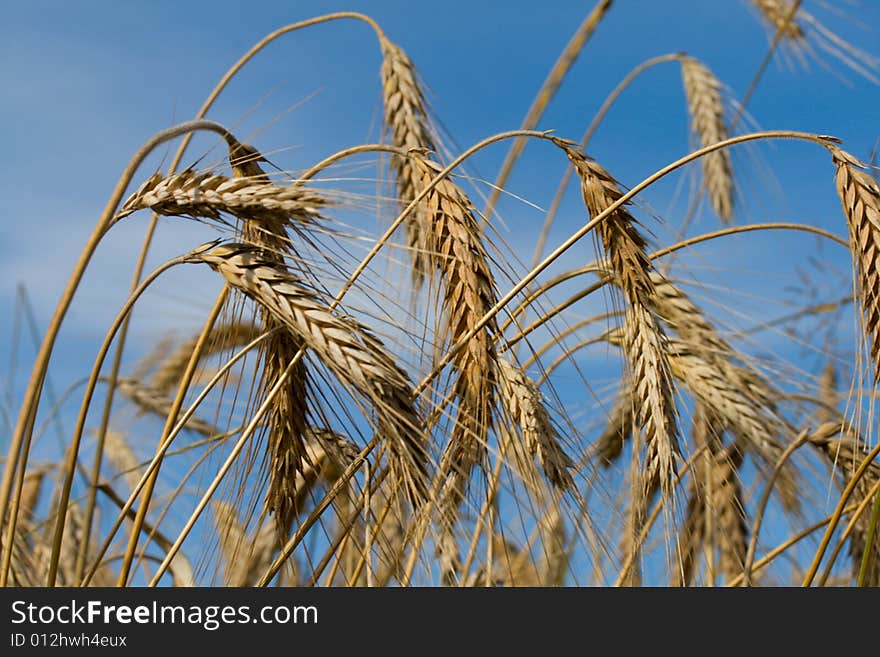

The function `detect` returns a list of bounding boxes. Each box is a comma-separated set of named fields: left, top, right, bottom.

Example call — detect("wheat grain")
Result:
left=752, top=0, right=805, bottom=41
left=103, top=430, right=145, bottom=493
left=415, top=156, right=500, bottom=483
left=212, top=501, right=276, bottom=586
left=117, top=169, right=325, bottom=225
left=809, top=422, right=880, bottom=584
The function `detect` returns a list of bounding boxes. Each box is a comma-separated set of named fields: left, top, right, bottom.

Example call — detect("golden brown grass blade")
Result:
left=117, top=169, right=325, bottom=224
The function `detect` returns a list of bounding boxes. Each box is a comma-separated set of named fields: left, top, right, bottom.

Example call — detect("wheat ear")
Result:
left=196, top=242, right=429, bottom=504
left=681, top=56, right=734, bottom=222
left=151, top=321, right=261, bottom=395
left=809, top=422, right=880, bottom=584
left=752, top=0, right=805, bottom=41
left=557, top=140, right=679, bottom=496
left=380, top=38, right=437, bottom=288
left=832, top=147, right=880, bottom=383
left=496, top=358, right=574, bottom=490
left=116, top=378, right=218, bottom=437
left=224, top=142, right=315, bottom=543
left=415, top=156, right=500, bottom=481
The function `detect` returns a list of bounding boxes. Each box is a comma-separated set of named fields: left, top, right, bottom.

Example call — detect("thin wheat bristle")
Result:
left=197, top=243, right=429, bottom=504
left=497, top=358, right=574, bottom=490
left=681, top=56, right=734, bottom=222
left=752, top=0, right=805, bottom=41
left=558, top=140, right=679, bottom=496
left=117, top=168, right=325, bottom=225
left=380, top=38, right=437, bottom=289
left=831, top=147, right=880, bottom=383
left=116, top=378, right=218, bottom=437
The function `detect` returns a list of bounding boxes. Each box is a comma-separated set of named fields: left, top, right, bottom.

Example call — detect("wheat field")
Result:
left=2, top=1, right=880, bottom=587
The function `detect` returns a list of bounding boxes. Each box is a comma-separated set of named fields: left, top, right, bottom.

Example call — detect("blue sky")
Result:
left=2, top=1, right=878, bottom=338
left=2, top=1, right=879, bottom=583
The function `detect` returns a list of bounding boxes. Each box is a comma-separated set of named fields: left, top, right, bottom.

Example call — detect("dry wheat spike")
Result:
left=751, top=0, right=805, bottom=41
left=116, top=168, right=324, bottom=225
left=380, top=37, right=437, bottom=288
left=414, top=156, right=500, bottom=482
left=116, top=378, right=218, bottom=437
left=556, top=139, right=679, bottom=497
left=226, top=141, right=313, bottom=543
left=496, top=358, right=574, bottom=490
left=681, top=56, right=734, bottom=222
left=212, top=501, right=277, bottom=586
left=808, top=422, right=880, bottom=584
left=672, top=407, right=746, bottom=586
left=196, top=242, right=429, bottom=504
left=832, top=146, right=880, bottom=383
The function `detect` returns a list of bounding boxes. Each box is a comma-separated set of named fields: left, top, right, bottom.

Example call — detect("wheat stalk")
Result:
left=832, top=146, right=880, bottom=383
left=196, top=242, right=429, bottom=503
left=809, top=422, right=880, bottom=584
left=681, top=56, right=734, bottom=222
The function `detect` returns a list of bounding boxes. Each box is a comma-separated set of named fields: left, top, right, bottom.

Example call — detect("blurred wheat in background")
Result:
left=2, top=0, right=880, bottom=587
